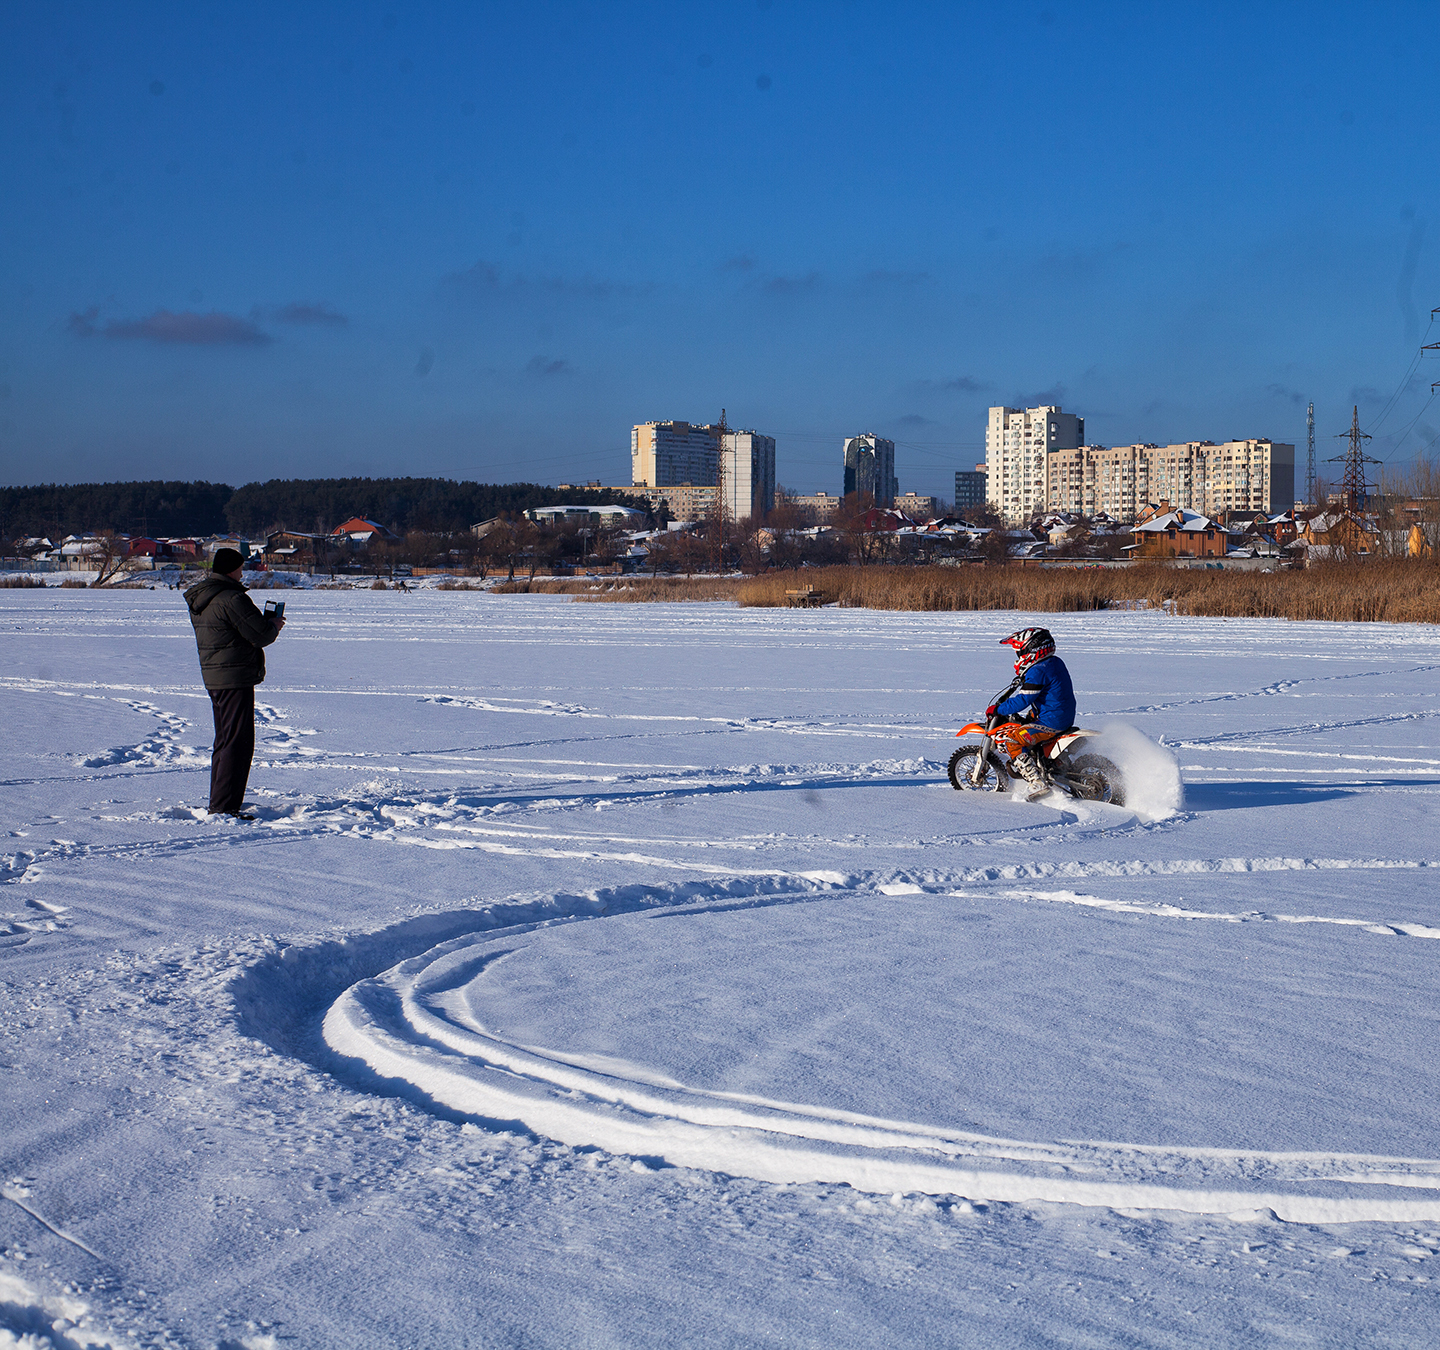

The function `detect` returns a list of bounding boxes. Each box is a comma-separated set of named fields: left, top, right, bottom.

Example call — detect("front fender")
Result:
left=957, top=722, right=988, bottom=736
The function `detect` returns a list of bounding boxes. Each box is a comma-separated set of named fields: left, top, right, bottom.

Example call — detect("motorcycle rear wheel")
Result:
left=1067, top=753, right=1124, bottom=805
left=948, top=745, right=1008, bottom=792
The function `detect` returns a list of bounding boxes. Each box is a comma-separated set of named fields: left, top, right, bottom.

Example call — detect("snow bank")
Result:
left=0, top=1260, right=129, bottom=1348
left=1088, top=722, right=1185, bottom=820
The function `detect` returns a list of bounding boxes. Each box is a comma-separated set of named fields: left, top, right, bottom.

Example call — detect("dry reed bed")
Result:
left=491, top=576, right=743, bottom=601
left=733, top=562, right=1440, bottom=624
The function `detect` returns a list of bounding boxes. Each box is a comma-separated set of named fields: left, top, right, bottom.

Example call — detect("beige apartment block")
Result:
left=986, top=405, right=1085, bottom=523
left=792, top=491, right=842, bottom=523
left=894, top=491, right=938, bottom=519
left=623, top=483, right=718, bottom=523
left=1047, top=444, right=1151, bottom=519
left=631, top=421, right=722, bottom=488
left=1046, top=440, right=1296, bottom=521
left=1130, top=440, right=1294, bottom=518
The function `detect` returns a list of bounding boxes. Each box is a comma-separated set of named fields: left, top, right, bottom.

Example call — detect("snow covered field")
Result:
left=3, top=589, right=1439, bottom=1348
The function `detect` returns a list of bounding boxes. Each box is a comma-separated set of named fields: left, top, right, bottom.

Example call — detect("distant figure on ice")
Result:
left=987, top=627, right=1076, bottom=798
left=185, top=548, right=285, bottom=819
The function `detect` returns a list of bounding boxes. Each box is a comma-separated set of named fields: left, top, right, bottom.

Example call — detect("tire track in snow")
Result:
left=309, top=880, right=1440, bottom=1224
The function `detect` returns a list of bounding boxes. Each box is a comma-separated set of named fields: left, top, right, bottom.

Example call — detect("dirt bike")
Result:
left=947, top=710, right=1125, bottom=805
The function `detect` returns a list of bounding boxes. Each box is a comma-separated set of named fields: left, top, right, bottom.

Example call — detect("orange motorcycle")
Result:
left=947, top=709, right=1124, bottom=804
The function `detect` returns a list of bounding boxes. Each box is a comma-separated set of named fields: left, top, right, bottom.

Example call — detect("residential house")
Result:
left=1127, top=503, right=1234, bottom=559
left=329, top=517, right=396, bottom=545
left=263, top=531, right=325, bottom=567
left=1297, top=511, right=1379, bottom=560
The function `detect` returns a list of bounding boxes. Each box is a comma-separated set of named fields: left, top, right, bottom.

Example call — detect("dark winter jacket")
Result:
left=994, top=654, right=1076, bottom=731
left=185, top=575, right=280, bottom=690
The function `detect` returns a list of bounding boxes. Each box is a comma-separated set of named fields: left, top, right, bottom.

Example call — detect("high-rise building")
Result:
left=954, top=463, right=987, bottom=512
left=1046, top=440, right=1295, bottom=520
left=721, top=431, right=777, bottom=521
left=986, top=406, right=1084, bottom=523
left=843, top=434, right=898, bottom=506
left=631, top=421, right=722, bottom=487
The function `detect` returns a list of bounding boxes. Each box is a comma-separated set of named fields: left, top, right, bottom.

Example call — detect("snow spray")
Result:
left=1089, top=723, right=1185, bottom=820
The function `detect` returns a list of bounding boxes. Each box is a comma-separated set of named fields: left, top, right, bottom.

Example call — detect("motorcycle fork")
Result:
left=972, top=735, right=995, bottom=787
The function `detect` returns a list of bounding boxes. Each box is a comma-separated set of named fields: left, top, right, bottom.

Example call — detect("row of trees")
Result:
left=0, top=481, right=234, bottom=541
left=222, top=478, right=651, bottom=536
left=1, top=477, right=653, bottom=543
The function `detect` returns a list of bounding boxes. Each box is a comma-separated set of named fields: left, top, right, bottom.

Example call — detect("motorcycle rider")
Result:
left=987, top=627, right=1077, bottom=800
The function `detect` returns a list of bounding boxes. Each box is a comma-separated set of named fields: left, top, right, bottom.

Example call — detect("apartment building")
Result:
left=1046, top=444, right=1149, bottom=519
left=631, top=421, right=723, bottom=488
left=721, top=431, right=777, bottom=522
left=625, top=484, right=718, bottom=523
left=792, top=491, right=842, bottom=523
left=986, top=406, right=1085, bottom=523
left=894, top=492, right=939, bottom=519
left=1046, top=440, right=1295, bottom=520
left=954, top=464, right=987, bottom=512
left=843, top=434, right=898, bottom=507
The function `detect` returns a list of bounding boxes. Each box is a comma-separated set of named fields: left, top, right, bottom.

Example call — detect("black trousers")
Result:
left=207, top=686, right=256, bottom=814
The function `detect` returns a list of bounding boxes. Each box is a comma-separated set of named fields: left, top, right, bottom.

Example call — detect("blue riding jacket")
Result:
left=994, top=655, right=1076, bottom=731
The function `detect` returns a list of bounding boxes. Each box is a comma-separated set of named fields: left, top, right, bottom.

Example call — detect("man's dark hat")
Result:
left=211, top=547, right=245, bottom=575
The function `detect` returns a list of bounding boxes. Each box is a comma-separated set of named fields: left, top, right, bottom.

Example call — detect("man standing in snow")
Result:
left=185, top=548, right=284, bottom=818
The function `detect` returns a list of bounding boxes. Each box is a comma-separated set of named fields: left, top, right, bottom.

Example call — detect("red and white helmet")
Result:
left=1000, top=627, right=1055, bottom=674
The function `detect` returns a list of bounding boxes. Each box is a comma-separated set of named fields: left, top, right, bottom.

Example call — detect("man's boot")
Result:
left=1012, top=750, right=1050, bottom=802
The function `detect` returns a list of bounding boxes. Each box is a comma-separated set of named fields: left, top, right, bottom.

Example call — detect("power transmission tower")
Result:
left=712, top=407, right=730, bottom=573
left=1326, top=405, right=1381, bottom=516
left=1305, top=402, right=1315, bottom=505
left=1427, top=306, right=1440, bottom=392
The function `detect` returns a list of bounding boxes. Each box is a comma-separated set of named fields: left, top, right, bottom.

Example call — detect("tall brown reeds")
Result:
left=734, top=561, right=1440, bottom=624
left=492, top=576, right=743, bottom=602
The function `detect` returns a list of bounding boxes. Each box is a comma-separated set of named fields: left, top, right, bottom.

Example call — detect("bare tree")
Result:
left=736, top=520, right=768, bottom=575
left=89, top=531, right=143, bottom=587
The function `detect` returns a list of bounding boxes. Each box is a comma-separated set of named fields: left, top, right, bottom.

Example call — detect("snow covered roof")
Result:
left=1133, top=509, right=1221, bottom=533
left=525, top=504, right=646, bottom=522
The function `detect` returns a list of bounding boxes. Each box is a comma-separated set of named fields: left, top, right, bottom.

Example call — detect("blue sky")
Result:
left=2, top=0, right=1437, bottom=500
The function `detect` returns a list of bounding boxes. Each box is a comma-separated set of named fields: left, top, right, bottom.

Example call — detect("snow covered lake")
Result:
left=3, top=588, right=1439, bottom=1346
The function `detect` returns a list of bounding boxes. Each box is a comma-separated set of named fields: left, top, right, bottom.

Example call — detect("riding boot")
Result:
left=1012, top=750, right=1050, bottom=802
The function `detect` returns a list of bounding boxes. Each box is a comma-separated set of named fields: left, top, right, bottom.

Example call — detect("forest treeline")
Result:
left=2, top=478, right=650, bottom=540
left=1, top=481, right=235, bottom=540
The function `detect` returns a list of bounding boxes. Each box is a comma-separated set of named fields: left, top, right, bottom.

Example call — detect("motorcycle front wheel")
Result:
left=1067, top=753, right=1124, bottom=805
left=948, top=745, right=1008, bottom=792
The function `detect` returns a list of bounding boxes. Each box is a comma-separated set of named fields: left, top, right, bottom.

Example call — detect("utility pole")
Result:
left=712, top=407, right=730, bottom=574
left=1305, top=402, right=1316, bottom=506
left=1426, top=306, right=1440, bottom=392
left=1326, top=406, right=1381, bottom=516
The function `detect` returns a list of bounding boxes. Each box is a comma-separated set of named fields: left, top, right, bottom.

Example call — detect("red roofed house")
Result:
left=329, top=517, right=396, bottom=544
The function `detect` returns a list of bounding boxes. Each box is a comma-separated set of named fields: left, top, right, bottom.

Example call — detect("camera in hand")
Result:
left=263, top=600, right=286, bottom=618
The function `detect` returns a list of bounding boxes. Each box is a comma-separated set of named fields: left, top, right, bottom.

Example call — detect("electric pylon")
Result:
left=1305, top=402, right=1315, bottom=505
left=713, top=407, right=730, bottom=573
left=1326, top=406, right=1381, bottom=516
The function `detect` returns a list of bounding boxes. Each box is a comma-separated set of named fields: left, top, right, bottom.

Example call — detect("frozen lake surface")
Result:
left=3, top=589, right=1439, bottom=1346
